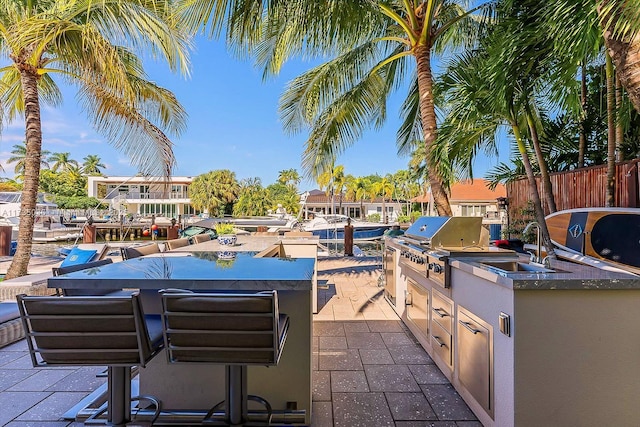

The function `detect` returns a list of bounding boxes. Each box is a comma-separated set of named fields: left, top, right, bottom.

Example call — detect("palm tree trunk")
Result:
left=578, top=62, right=587, bottom=168
left=414, top=44, right=452, bottom=216
left=6, top=70, right=42, bottom=279
left=615, top=76, right=623, bottom=161
left=512, top=122, right=556, bottom=259
left=525, top=106, right=556, bottom=213
left=600, top=3, right=640, bottom=114
left=605, top=52, right=616, bottom=207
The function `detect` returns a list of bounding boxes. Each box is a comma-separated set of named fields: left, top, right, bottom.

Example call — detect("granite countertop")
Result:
left=450, top=254, right=640, bottom=290
left=48, top=252, right=315, bottom=291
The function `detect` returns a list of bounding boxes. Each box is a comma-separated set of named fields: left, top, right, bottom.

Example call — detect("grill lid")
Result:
left=404, top=216, right=487, bottom=248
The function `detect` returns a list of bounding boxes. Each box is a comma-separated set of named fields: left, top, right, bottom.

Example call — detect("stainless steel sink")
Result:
left=477, top=260, right=565, bottom=274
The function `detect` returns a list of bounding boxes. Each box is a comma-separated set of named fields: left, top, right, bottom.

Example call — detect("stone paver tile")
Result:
left=2, top=339, right=28, bottom=351
left=318, top=349, right=363, bottom=371
left=0, top=369, right=36, bottom=391
left=421, top=384, right=477, bottom=421
left=312, top=353, right=318, bottom=371
left=8, top=369, right=75, bottom=392
left=313, top=336, right=319, bottom=352
left=313, top=371, right=331, bottom=401
left=385, top=392, right=437, bottom=421
left=361, top=310, right=388, bottom=321
left=311, top=401, right=333, bottom=427
left=409, top=364, right=450, bottom=385
left=0, top=391, right=51, bottom=426
left=15, top=391, right=88, bottom=421
left=367, top=320, right=405, bottom=332
left=359, top=349, right=395, bottom=365
left=4, top=422, right=70, bottom=427
left=345, top=332, right=386, bottom=349
left=313, top=322, right=345, bottom=337
left=2, top=355, right=42, bottom=370
left=342, top=321, right=369, bottom=334
left=313, top=313, right=335, bottom=321
left=395, top=422, right=458, bottom=427
left=455, top=422, right=484, bottom=427
left=318, top=336, right=348, bottom=350
left=0, top=350, right=26, bottom=366
left=381, top=332, right=417, bottom=347
left=333, top=311, right=365, bottom=321
left=389, top=345, right=434, bottom=364
left=46, top=367, right=107, bottom=392
left=364, top=365, right=421, bottom=392
left=332, top=392, right=394, bottom=427
left=330, top=371, right=369, bottom=393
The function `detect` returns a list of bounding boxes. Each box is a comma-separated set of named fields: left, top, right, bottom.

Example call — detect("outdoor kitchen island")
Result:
left=385, top=217, right=640, bottom=427
left=48, top=251, right=315, bottom=425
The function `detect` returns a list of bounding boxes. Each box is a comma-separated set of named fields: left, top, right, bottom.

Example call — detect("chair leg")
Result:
left=109, top=366, right=132, bottom=425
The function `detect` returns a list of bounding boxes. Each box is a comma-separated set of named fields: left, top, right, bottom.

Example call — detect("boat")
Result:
left=0, top=192, right=84, bottom=242
left=546, top=207, right=640, bottom=271
left=301, top=214, right=391, bottom=241
left=180, top=214, right=299, bottom=238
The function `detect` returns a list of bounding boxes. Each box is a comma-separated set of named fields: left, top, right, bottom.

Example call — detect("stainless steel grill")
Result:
left=394, top=216, right=500, bottom=288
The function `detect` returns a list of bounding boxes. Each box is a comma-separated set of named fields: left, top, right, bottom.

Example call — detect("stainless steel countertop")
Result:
left=450, top=254, right=640, bottom=290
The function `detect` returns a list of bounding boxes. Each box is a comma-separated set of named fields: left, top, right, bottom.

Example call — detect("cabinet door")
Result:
left=457, top=308, right=492, bottom=414
left=406, top=279, right=429, bottom=338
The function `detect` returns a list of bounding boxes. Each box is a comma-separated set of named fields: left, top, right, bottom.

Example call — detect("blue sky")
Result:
left=0, top=36, right=509, bottom=189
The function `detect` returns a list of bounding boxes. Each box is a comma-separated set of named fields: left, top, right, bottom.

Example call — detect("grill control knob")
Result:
left=433, top=264, right=443, bottom=274
left=427, top=263, right=434, bottom=270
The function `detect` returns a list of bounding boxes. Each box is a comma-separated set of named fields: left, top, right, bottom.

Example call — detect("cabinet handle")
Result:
left=433, top=335, right=447, bottom=347
left=459, top=320, right=481, bottom=334
left=432, top=307, right=448, bottom=318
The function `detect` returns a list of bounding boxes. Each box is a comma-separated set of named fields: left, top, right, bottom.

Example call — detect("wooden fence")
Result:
left=506, top=159, right=640, bottom=223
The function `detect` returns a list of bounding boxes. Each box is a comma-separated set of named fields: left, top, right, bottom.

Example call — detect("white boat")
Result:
left=301, top=214, right=391, bottom=241
left=0, top=192, right=83, bottom=243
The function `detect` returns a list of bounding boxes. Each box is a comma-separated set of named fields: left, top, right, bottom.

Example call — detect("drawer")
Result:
left=430, top=320, right=452, bottom=367
left=431, top=289, right=453, bottom=333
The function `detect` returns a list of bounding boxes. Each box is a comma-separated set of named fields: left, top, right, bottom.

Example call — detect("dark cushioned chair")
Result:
left=160, top=290, right=289, bottom=425
left=17, top=292, right=163, bottom=425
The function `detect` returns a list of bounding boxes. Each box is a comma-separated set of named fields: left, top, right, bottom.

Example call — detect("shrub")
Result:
left=214, top=222, right=235, bottom=235
left=367, top=213, right=381, bottom=222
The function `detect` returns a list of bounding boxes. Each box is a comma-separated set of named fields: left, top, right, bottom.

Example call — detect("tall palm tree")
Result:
left=345, top=176, right=371, bottom=220
left=177, top=1, right=496, bottom=216
left=81, top=154, right=106, bottom=176
left=48, top=152, right=79, bottom=172
left=373, top=175, right=394, bottom=223
left=0, top=0, right=190, bottom=279
left=7, top=142, right=49, bottom=177
left=190, top=169, right=240, bottom=216
left=277, top=168, right=301, bottom=191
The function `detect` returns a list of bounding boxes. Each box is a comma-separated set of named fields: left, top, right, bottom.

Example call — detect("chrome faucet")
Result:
left=522, top=221, right=543, bottom=265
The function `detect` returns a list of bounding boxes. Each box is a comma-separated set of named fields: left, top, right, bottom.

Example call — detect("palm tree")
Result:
left=345, top=176, right=371, bottom=220
left=177, top=1, right=496, bottom=216
left=0, top=0, right=190, bottom=279
left=373, top=175, right=394, bottom=223
left=6, top=142, right=49, bottom=178
left=81, top=155, right=106, bottom=176
left=190, top=170, right=240, bottom=216
left=277, top=168, right=301, bottom=191
left=48, top=152, right=79, bottom=173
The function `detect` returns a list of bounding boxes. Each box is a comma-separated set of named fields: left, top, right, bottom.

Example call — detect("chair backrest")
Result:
left=53, top=259, right=117, bottom=296
left=165, top=238, right=190, bottom=251
left=121, top=243, right=161, bottom=260
left=161, top=290, right=288, bottom=366
left=17, top=293, right=159, bottom=367
left=191, top=234, right=211, bottom=244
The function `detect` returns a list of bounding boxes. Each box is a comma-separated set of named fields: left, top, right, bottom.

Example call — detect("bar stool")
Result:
left=160, top=290, right=289, bottom=426
left=17, top=292, right=164, bottom=426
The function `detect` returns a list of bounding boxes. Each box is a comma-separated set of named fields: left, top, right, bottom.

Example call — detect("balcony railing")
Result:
left=106, top=191, right=189, bottom=200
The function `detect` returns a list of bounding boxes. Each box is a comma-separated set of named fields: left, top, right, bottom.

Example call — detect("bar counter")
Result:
left=48, top=251, right=315, bottom=424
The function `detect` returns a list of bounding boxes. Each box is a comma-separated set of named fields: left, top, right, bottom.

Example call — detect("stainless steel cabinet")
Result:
left=383, top=246, right=396, bottom=306
left=406, top=279, right=429, bottom=339
left=431, top=290, right=454, bottom=369
left=457, top=307, right=493, bottom=416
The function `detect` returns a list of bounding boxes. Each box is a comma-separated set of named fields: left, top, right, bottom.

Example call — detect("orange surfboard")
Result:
left=546, top=208, right=640, bottom=269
